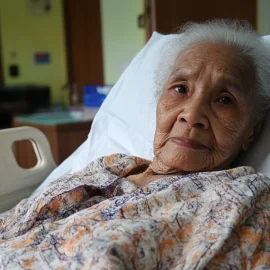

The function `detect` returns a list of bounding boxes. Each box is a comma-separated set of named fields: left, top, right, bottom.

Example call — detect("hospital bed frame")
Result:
left=0, top=127, right=56, bottom=213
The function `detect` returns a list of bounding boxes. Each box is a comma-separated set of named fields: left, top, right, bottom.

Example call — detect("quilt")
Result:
left=1, top=154, right=270, bottom=269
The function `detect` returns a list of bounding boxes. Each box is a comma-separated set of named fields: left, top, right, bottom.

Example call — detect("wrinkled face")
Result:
left=153, top=42, right=257, bottom=174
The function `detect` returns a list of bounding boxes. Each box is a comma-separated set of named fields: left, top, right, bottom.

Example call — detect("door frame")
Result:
left=62, top=0, right=104, bottom=104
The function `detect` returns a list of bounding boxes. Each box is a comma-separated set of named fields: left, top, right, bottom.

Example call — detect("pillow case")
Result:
left=34, top=33, right=270, bottom=194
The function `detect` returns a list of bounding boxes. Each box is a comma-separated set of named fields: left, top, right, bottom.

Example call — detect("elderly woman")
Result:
left=1, top=20, right=270, bottom=269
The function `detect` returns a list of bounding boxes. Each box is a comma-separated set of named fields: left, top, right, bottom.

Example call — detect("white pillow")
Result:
left=71, top=32, right=177, bottom=167
left=238, top=35, right=270, bottom=176
left=33, top=32, right=174, bottom=193
left=34, top=32, right=270, bottom=194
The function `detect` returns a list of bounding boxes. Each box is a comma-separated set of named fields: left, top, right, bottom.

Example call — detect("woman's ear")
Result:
left=241, top=120, right=263, bottom=151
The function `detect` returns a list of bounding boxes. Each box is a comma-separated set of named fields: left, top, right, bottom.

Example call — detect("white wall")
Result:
left=257, top=0, right=270, bottom=35
left=101, top=0, right=145, bottom=85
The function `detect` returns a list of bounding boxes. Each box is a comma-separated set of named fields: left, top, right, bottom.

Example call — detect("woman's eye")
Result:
left=174, top=85, right=187, bottom=94
left=218, top=96, right=232, bottom=105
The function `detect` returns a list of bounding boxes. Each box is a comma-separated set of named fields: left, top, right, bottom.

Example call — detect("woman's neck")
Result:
left=127, top=166, right=185, bottom=187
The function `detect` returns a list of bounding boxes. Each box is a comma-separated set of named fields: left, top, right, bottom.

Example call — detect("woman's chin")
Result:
left=158, top=145, right=210, bottom=173
left=160, top=153, right=207, bottom=172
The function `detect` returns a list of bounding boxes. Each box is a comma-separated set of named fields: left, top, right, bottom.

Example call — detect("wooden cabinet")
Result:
left=13, top=119, right=92, bottom=168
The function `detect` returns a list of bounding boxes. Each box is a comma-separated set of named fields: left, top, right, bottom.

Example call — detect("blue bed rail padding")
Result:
left=83, top=85, right=112, bottom=108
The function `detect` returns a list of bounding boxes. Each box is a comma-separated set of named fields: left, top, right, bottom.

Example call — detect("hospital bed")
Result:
left=1, top=32, right=270, bottom=215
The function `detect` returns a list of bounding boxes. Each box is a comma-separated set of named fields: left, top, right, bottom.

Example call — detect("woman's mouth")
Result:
left=170, top=137, right=206, bottom=149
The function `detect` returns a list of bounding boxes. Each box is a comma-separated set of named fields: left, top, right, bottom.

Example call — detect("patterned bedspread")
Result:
left=1, top=154, right=270, bottom=269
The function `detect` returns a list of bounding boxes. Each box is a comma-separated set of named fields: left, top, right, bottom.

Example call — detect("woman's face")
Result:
left=152, top=42, right=258, bottom=174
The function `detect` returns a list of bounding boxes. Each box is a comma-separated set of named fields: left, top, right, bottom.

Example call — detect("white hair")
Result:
left=155, top=20, right=270, bottom=121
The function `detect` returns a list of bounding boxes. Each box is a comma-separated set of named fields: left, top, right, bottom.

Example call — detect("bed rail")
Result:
left=0, top=127, right=56, bottom=213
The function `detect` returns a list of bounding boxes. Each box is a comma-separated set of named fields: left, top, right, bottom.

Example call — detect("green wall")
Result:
left=0, top=0, right=67, bottom=103
left=257, top=0, right=270, bottom=35
left=101, top=0, right=145, bottom=84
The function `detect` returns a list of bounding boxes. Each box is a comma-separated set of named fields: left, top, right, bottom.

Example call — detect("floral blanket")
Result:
left=1, top=154, right=270, bottom=269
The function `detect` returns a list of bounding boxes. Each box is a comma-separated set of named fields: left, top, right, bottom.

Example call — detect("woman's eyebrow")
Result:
left=218, top=76, right=244, bottom=94
left=170, top=69, right=245, bottom=95
left=169, top=68, right=194, bottom=79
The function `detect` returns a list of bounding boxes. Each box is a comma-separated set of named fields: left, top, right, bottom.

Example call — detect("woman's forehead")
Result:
left=175, top=43, right=240, bottom=70
left=171, top=42, right=256, bottom=89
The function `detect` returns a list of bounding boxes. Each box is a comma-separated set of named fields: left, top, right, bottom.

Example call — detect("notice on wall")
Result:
left=34, top=52, right=51, bottom=64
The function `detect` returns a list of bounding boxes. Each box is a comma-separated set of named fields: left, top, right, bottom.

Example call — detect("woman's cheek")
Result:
left=214, top=107, right=244, bottom=134
left=155, top=131, right=168, bottom=149
left=157, top=101, right=183, bottom=131
left=214, top=123, right=243, bottom=155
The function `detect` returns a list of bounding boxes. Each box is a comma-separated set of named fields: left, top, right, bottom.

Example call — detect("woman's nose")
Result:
left=177, top=99, right=210, bottom=129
